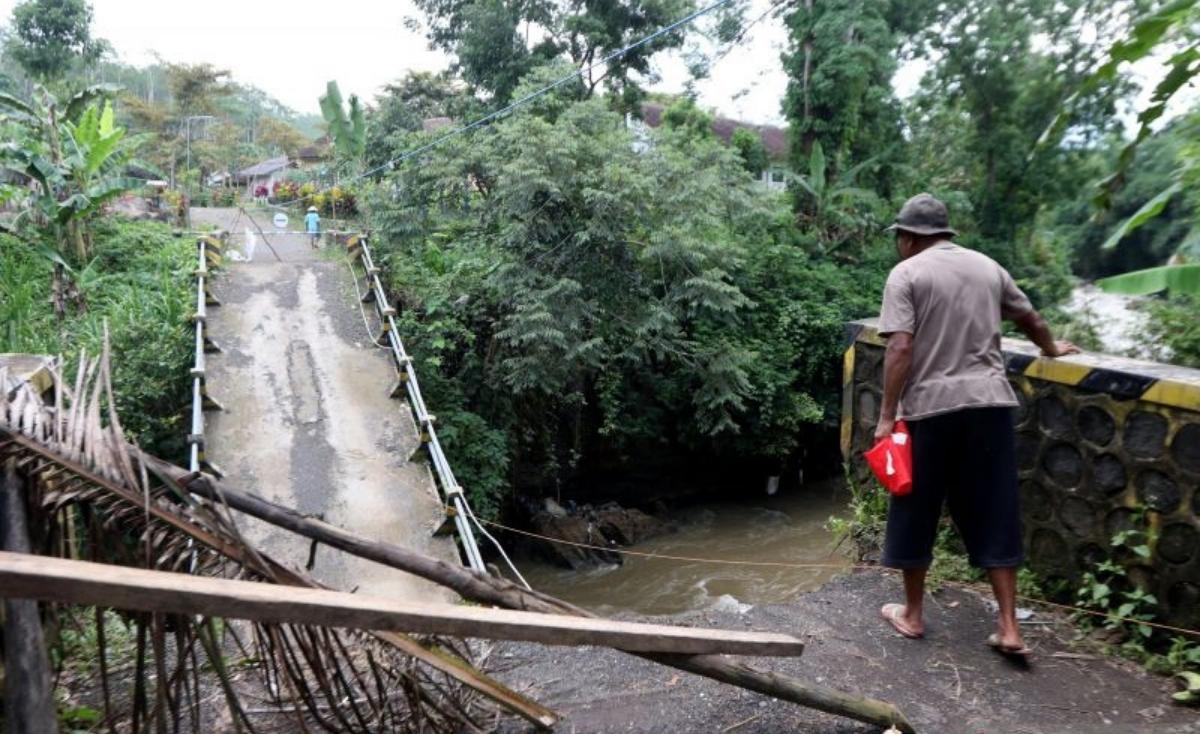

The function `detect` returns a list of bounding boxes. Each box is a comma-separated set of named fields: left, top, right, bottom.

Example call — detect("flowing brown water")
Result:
left=518, top=481, right=851, bottom=616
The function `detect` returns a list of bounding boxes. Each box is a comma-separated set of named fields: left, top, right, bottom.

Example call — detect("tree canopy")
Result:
left=5, top=0, right=102, bottom=82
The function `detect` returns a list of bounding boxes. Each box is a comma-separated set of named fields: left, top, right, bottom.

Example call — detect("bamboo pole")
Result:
left=1, top=458, right=59, bottom=734
left=145, top=456, right=917, bottom=733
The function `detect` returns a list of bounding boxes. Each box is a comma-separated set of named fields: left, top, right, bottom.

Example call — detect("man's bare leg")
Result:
left=900, top=567, right=927, bottom=635
left=987, top=567, right=1025, bottom=649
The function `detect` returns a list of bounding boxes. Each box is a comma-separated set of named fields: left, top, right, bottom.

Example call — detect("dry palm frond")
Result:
left=0, top=342, right=499, bottom=733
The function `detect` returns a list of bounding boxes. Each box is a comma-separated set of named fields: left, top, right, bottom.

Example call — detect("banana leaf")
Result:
left=1096, top=263, right=1200, bottom=296
left=1094, top=46, right=1200, bottom=209
left=1035, top=0, right=1199, bottom=153
left=63, top=83, right=122, bottom=123
left=1101, top=180, right=1183, bottom=250
left=0, top=90, right=37, bottom=122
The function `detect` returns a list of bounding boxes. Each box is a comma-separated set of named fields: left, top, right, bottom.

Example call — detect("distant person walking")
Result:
left=305, top=206, right=321, bottom=249
left=875, top=193, right=1078, bottom=658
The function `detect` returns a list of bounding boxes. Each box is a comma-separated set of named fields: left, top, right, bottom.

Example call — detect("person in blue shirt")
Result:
left=304, top=206, right=321, bottom=248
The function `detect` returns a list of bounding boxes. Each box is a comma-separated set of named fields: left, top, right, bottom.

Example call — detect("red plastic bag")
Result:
left=863, top=421, right=913, bottom=497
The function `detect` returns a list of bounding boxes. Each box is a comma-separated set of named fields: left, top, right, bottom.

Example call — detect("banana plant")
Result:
left=790, top=141, right=881, bottom=254
left=319, top=80, right=366, bottom=173
left=1096, top=120, right=1200, bottom=297
left=0, top=83, right=137, bottom=262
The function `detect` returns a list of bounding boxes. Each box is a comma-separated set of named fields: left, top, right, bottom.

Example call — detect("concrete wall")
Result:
left=841, top=319, right=1200, bottom=627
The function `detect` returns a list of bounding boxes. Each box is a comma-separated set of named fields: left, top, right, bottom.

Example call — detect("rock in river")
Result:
left=529, top=499, right=669, bottom=569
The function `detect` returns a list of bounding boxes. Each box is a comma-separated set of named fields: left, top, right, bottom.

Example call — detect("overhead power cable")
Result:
left=273, top=0, right=736, bottom=209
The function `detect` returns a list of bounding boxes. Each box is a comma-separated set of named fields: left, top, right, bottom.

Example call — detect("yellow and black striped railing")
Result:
left=841, top=318, right=1200, bottom=457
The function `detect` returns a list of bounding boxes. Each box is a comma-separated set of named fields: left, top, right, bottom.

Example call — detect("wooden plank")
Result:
left=0, top=552, right=805, bottom=657
left=1, top=461, right=58, bottom=734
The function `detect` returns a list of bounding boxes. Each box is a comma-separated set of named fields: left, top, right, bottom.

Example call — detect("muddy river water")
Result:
left=516, top=482, right=851, bottom=616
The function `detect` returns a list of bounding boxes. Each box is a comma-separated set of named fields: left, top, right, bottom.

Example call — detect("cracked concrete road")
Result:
left=192, top=207, right=457, bottom=602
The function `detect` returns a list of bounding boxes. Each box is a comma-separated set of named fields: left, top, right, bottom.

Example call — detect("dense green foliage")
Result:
left=0, top=221, right=193, bottom=456
left=1145, top=295, right=1200, bottom=367
left=368, top=90, right=885, bottom=509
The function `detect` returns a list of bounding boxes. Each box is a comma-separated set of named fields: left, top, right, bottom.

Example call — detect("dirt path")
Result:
left=494, top=570, right=1199, bottom=733
left=192, top=207, right=458, bottom=602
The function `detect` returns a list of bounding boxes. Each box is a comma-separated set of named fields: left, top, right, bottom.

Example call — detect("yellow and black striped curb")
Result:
left=844, top=319, right=1200, bottom=413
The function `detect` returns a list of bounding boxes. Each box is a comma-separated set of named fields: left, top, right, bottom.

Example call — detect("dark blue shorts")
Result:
left=882, top=406, right=1023, bottom=570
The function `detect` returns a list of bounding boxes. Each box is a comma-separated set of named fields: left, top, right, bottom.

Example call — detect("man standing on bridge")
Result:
left=874, top=193, right=1078, bottom=657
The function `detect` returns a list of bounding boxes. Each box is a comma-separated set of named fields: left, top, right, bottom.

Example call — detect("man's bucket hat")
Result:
left=886, top=193, right=957, bottom=237
left=307, top=206, right=318, bottom=212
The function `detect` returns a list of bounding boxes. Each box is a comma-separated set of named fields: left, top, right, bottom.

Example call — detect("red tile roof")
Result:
left=640, top=103, right=789, bottom=160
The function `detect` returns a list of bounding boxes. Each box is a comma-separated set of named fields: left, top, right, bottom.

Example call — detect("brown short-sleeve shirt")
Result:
left=878, top=242, right=1033, bottom=420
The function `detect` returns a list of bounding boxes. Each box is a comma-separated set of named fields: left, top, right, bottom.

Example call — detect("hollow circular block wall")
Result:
left=842, top=319, right=1200, bottom=627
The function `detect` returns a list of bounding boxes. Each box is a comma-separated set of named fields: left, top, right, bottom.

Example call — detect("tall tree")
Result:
left=411, top=0, right=694, bottom=104
left=782, top=0, right=911, bottom=204
left=908, top=0, right=1131, bottom=277
left=164, top=62, right=231, bottom=116
left=783, top=1, right=895, bottom=163
left=5, top=0, right=103, bottom=82
left=256, top=116, right=311, bottom=157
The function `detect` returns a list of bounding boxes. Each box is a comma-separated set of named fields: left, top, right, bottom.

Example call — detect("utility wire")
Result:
left=272, top=0, right=736, bottom=209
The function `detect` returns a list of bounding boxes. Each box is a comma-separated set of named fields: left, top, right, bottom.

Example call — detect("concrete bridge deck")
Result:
left=191, top=207, right=457, bottom=602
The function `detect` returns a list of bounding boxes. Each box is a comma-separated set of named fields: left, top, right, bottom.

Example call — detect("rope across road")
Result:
left=479, top=516, right=1200, bottom=640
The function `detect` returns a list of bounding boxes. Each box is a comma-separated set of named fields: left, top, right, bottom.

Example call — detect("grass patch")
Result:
left=0, top=219, right=194, bottom=458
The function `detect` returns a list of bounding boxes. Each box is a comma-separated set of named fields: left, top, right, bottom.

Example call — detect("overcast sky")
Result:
left=0, top=0, right=1188, bottom=129
left=0, top=0, right=801, bottom=123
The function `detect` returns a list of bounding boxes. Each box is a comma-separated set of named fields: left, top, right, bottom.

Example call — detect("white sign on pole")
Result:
left=272, top=212, right=289, bottom=230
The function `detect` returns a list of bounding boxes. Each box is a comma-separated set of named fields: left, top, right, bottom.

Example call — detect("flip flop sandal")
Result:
left=987, top=632, right=1032, bottom=658
left=880, top=603, right=923, bottom=639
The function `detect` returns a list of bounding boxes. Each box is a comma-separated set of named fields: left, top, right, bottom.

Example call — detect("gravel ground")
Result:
left=492, top=569, right=1200, bottom=733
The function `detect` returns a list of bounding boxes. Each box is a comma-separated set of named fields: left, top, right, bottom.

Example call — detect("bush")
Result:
left=1144, top=295, right=1200, bottom=367
left=0, top=220, right=194, bottom=459
left=212, top=187, right=238, bottom=207
left=269, top=179, right=356, bottom=216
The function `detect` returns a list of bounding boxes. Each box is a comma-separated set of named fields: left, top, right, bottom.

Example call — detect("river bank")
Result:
left=493, top=569, right=1197, bottom=733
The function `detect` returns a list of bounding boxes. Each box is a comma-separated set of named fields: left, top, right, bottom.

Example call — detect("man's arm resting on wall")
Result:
left=875, top=332, right=913, bottom=441
left=1011, top=310, right=1080, bottom=358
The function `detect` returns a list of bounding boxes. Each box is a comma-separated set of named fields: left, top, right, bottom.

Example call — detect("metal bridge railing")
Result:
left=187, top=236, right=224, bottom=475
left=345, top=235, right=487, bottom=574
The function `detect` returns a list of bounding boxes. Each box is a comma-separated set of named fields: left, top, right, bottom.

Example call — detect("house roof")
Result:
left=236, top=156, right=290, bottom=178
left=640, top=103, right=789, bottom=160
